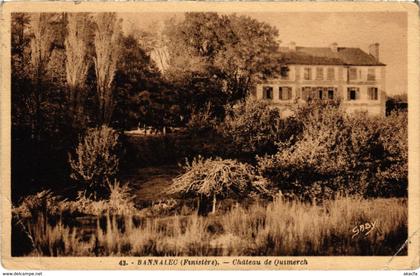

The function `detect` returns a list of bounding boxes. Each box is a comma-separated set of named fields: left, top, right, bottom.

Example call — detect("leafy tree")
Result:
left=213, top=14, right=281, bottom=102
left=222, top=97, right=301, bottom=155
left=127, top=22, right=170, bottom=73
left=19, top=13, right=70, bottom=141
left=163, top=12, right=281, bottom=117
left=12, top=13, right=75, bottom=201
left=112, top=35, right=181, bottom=131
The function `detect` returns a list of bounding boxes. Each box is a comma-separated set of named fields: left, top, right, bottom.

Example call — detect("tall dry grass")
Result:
left=18, top=197, right=407, bottom=256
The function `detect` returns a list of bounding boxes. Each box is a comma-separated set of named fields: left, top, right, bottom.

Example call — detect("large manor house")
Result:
left=256, top=42, right=386, bottom=117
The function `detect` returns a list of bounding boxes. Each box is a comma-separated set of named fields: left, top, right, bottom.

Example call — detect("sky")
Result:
left=120, top=12, right=407, bottom=95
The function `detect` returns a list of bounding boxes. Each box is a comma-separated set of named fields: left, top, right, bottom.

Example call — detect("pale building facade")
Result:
left=255, top=42, right=386, bottom=117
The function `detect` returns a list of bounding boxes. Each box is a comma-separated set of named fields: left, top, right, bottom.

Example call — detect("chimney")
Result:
left=330, top=42, right=338, bottom=52
left=289, top=41, right=296, bottom=51
left=369, top=43, right=380, bottom=61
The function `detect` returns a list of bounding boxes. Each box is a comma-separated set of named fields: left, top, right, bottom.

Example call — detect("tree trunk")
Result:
left=211, top=194, right=217, bottom=215
left=196, top=197, right=200, bottom=215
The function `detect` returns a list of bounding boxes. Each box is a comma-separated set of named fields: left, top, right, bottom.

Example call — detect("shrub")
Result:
left=13, top=184, right=137, bottom=219
left=258, top=106, right=408, bottom=201
left=168, top=156, right=270, bottom=215
left=69, top=191, right=107, bottom=215
left=145, top=199, right=180, bottom=217
left=375, top=111, right=408, bottom=196
left=69, top=125, right=120, bottom=199
left=107, top=180, right=136, bottom=215
left=221, top=97, right=301, bottom=155
left=13, top=190, right=62, bottom=219
left=187, top=102, right=219, bottom=134
left=258, top=106, right=351, bottom=201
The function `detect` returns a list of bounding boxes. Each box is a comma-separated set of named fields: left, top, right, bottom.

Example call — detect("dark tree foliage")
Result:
left=11, top=13, right=32, bottom=134
left=386, top=94, right=408, bottom=115
left=112, top=35, right=182, bottom=131
left=222, top=97, right=302, bottom=157
left=11, top=13, right=75, bottom=202
left=163, top=12, right=281, bottom=120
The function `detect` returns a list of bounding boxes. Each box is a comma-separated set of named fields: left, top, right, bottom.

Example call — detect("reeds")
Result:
left=17, top=197, right=407, bottom=256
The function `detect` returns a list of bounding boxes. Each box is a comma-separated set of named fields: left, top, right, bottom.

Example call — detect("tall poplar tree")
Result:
left=93, top=13, right=122, bottom=125
left=64, top=13, right=91, bottom=129
left=29, top=13, right=55, bottom=140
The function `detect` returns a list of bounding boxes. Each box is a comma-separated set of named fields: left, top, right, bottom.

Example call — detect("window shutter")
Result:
left=347, top=89, right=351, bottom=100
left=288, top=88, right=292, bottom=100
left=369, top=87, right=378, bottom=100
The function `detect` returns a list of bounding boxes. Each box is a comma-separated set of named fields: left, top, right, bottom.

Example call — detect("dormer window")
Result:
left=280, top=66, right=289, bottom=80
left=315, top=67, right=324, bottom=80
left=367, top=68, right=376, bottom=81
left=349, top=68, right=358, bottom=81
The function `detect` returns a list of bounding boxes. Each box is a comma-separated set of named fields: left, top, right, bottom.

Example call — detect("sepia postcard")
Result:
left=0, top=1, right=419, bottom=271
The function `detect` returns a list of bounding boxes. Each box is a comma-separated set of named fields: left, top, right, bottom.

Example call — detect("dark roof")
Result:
left=279, top=46, right=385, bottom=66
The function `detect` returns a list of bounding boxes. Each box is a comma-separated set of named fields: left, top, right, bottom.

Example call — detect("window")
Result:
left=279, top=87, right=292, bottom=100
left=304, top=67, right=312, bottom=80
left=367, top=68, right=376, bottom=81
left=318, top=89, right=324, bottom=99
left=349, top=68, right=357, bottom=81
left=327, top=68, right=335, bottom=80
left=316, top=67, right=324, bottom=80
left=262, top=86, right=273, bottom=100
left=368, top=87, right=378, bottom=100
left=280, top=66, right=289, bottom=80
left=347, top=87, right=360, bottom=100
left=328, top=89, right=335, bottom=100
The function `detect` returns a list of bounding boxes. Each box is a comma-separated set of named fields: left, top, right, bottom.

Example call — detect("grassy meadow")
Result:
left=14, top=196, right=407, bottom=256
